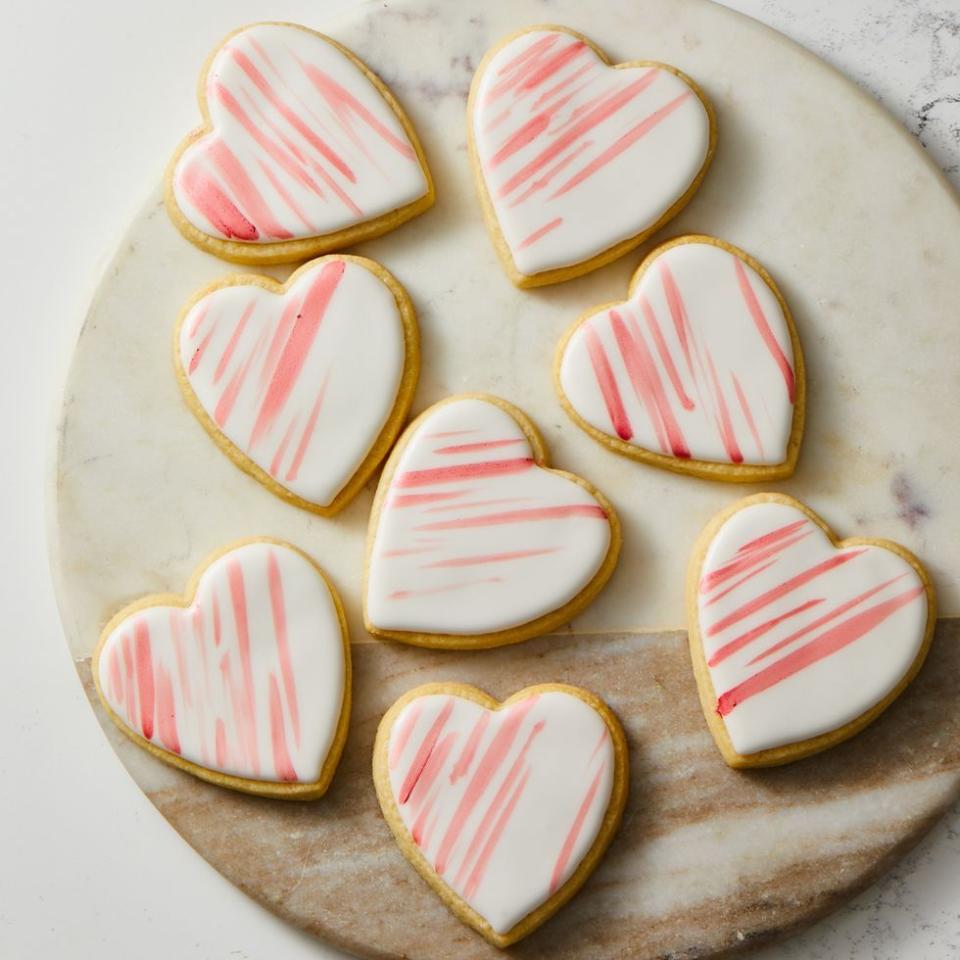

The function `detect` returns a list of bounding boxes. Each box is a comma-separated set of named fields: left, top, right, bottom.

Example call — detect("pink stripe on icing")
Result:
left=385, top=691, right=616, bottom=935
left=367, top=397, right=613, bottom=635
left=390, top=700, right=423, bottom=770
left=267, top=550, right=300, bottom=747
left=387, top=578, right=504, bottom=601
left=422, top=548, right=560, bottom=569
left=207, top=138, right=294, bottom=240
left=717, top=586, right=924, bottom=716
left=434, top=438, right=526, bottom=455
left=450, top=712, right=491, bottom=784
left=155, top=663, right=181, bottom=755
left=707, top=598, right=825, bottom=667
left=249, top=260, right=344, bottom=448
left=736, top=518, right=809, bottom=558
left=390, top=491, right=470, bottom=509
left=457, top=720, right=545, bottom=891
left=708, top=551, right=866, bottom=638
left=700, top=529, right=811, bottom=593
left=610, top=308, right=690, bottom=458
left=561, top=243, right=799, bottom=467
left=497, top=69, right=659, bottom=198
left=549, top=91, right=692, bottom=198
left=549, top=762, right=606, bottom=893
left=179, top=158, right=259, bottom=240
left=97, top=542, right=345, bottom=786
left=434, top=696, right=538, bottom=874
left=415, top=504, right=606, bottom=532
left=173, top=24, right=426, bottom=245
left=517, top=217, right=564, bottom=250
left=696, top=502, right=929, bottom=759
left=703, top=559, right=780, bottom=608
left=462, top=767, right=532, bottom=899
left=734, top=257, right=796, bottom=403
left=407, top=732, right=457, bottom=813
left=284, top=377, right=329, bottom=483
left=747, top=574, right=909, bottom=666
left=399, top=697, right=455, bottom=804
left=584, top=324, right=632, bottom=441
left=227, top=559, right=261, bottom=777
left=395, top=458, right=535, bottom=488
left=268, top=674, right=298, bottom=781
left=134, top=620, right=155, bottom=740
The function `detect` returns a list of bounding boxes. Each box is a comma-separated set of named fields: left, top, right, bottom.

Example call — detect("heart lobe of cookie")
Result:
left=558, top=239, right=799, bottom=471
left=471, top=28, right=711, bottom=281
left=179, top=257, right=408, bottom=509
left=96, top=541, right=346, bottom=786
left=365, top=396, right=613, bottom=640
left=380, top=689, right=617, bottom=939
left=172, top=22, right=429, bottom=245
left=694, top=499, right=929, bottom=760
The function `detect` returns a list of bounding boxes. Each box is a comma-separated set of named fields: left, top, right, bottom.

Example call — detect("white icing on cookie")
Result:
left=471, top=28, right=711, bottom=277
left=559, top=240, right=796, bottom=465
left=179, top=257, right=406, bottom=507
left=172, top=23, right=428, bottom=244
left=97, top=541, right=346, bottom=783
left=366, top=397, right=612, bottom=636
left=385, top=691, right=615, bottom=934
left=697, top=501, right=928, bottom=756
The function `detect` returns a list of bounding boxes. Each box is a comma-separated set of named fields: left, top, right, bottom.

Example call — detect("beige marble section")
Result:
left=51, top=0, right=960, bottom=663
left=79, top=620, right=960, bottom=959
left=49, top=0, right=960, bottom=956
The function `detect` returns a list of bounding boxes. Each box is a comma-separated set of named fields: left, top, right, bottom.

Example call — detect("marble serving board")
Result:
left=50, top=0, right=960, bottom=957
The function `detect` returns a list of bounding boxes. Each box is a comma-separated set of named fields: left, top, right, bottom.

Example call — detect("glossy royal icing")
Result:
left=177, top=257, right=411, bottom=511
left=365, top=397, right=615, bottom=641
left=383, top=690, right=616, bottom=936
left=96, top=541, right=347, bottom=786
left=470, top=27, right=712, bottom=281
left=696, top=500, right=929, bottom=757
left=558, top=238, right=799, bottom=469
left=171, top=23, right=430, bottom=247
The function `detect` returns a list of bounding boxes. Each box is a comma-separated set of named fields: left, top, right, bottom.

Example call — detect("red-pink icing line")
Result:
left=386, top=691, right=615, bottom=935
left=173, top=24, right=427, bottom=243
left=98, top=543, right=345, bottom=785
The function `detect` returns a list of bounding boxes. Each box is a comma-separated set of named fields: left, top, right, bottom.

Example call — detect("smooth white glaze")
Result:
left=386, top=690, right=615, bottom=934
left=179, top=257, right=406, bottom=507
left=697, top=501, right=927, bottom=756
left=366, top=397, right=612, bottom=636
left=98, top=541, right=346, bottom=783
left=471, top=28, right=710, bottom=276
left=559, top=240, right=796, bottom=465
left=172, top=23, right=428, bottom=243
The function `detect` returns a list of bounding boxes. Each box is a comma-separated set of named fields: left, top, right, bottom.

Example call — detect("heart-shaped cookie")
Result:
left=364, top=394, right=621, bottom=648
left=688, top=494, right=934, bottom=767
left=557, top=236, right=805, bottom=481
left=93, top=539, right=350, bottom=798
left=468, top=25, right=715, bottom=287
left=166, top=21, right=434, bottom=264
left=373, top=683, right=628, bottom=946
left=175, top=255, right=418, bottom=515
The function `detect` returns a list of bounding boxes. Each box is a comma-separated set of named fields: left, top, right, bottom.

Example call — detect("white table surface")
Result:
left=3, top=1, right=958, bottom=958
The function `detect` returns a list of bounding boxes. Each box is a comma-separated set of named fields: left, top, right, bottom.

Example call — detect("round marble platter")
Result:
left=50, top=0, right=960, bottom=957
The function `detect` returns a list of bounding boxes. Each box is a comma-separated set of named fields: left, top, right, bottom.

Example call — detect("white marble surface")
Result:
left=4, top=2, right=960, bottom=960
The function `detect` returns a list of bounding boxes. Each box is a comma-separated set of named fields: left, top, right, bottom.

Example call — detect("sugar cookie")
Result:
left=166, top=22, right=434, bottom=264
left=468, top=25, right=715, bottom=287
left=93, top=539, right=350, bottom=799
left=688, top=493, right=935, bottom=767
left=373, top=682, right=628, bottom=946
left=364, top=394, right=621, bottom=648
left=175, top=255, right=418, bottom=515
left=556, top=235, right=805, bottom=481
